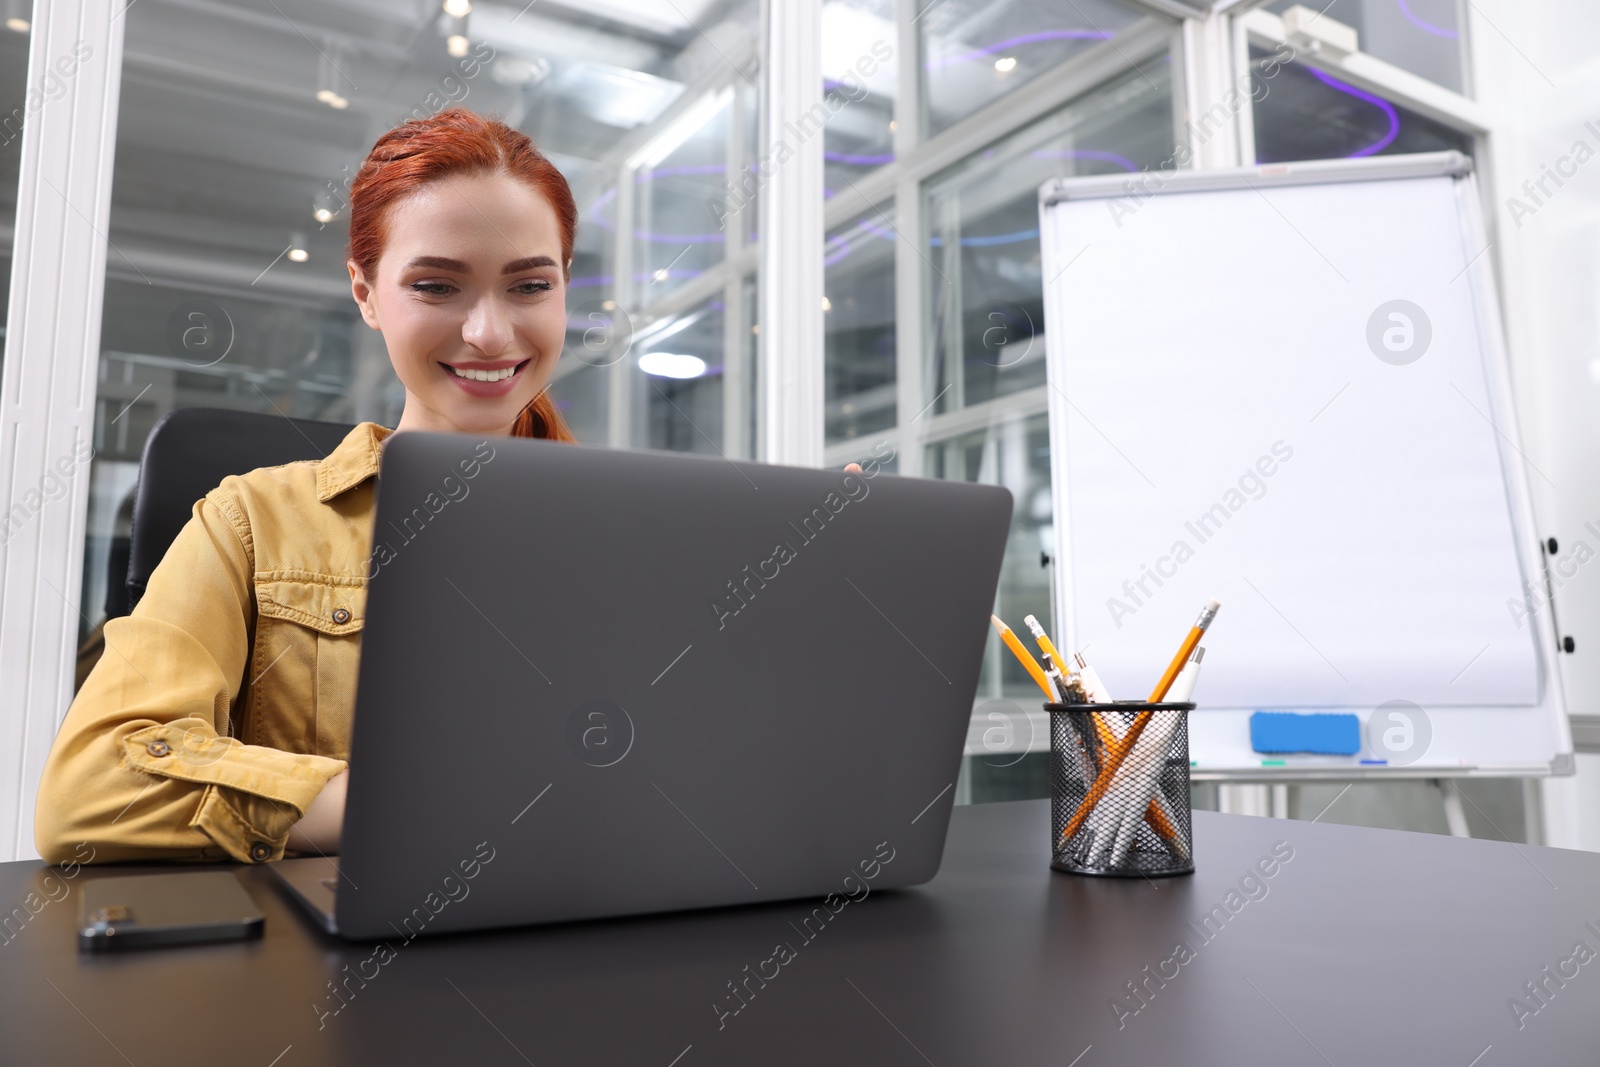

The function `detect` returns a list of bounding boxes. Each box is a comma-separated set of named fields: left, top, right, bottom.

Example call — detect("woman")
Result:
left=34, top=108, right=579, bottom=864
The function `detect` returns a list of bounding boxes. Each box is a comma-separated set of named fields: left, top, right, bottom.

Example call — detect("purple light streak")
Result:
left=1307, top=68, right=1401, bottom=157
left=1396, top=0, right=1458, bottom=39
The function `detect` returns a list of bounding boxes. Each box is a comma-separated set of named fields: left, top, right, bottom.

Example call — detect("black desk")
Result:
left=2, top=800, right=1597, bottom=1065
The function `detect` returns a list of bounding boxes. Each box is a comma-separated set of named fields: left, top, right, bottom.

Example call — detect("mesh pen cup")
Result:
left=1049, top=702, right=1195, bottom=878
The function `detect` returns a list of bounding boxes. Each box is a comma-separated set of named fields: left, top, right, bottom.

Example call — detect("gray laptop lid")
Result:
left=333, top=433, right=1012, bottom=940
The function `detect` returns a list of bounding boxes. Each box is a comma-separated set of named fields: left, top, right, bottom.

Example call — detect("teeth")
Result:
left=449, top=364, right=518, bottom=382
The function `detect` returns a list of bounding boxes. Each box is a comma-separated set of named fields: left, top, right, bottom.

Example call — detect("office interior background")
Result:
left=2, top=0, right=1598, bottom=861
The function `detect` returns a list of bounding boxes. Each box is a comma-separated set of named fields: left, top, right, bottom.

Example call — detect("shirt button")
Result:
left=146, top=740, right=171, bottom=757
left=332, top=608, right=351, bottom=624
left=249, top=842, right=272, bottom=863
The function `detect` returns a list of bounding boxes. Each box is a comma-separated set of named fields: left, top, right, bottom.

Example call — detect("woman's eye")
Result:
left=511, top=280, right=553, bottom=295
left=410, top=281, right=455, bottom=296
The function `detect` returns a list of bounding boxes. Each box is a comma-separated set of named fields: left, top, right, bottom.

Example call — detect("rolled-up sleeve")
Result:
left=34, top=494, right=346, bottom=865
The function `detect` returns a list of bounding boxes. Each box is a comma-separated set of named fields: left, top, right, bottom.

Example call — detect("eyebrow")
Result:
left=405, top=255, right=559, bottom=275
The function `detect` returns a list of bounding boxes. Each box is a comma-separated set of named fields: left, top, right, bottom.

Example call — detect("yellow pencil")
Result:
left=1059, top=599, right=1221, bottom=846
left=991, top=614, right=1057, bottom=701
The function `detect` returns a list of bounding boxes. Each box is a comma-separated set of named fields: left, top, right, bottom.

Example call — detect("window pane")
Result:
left=822, top=0, right=897, bottom=197
left=1264, top=0, right=1467, bottom=94
left=924, top=58, right=1173, bottom=417
left=920, top=0, right=1145, bottom=137
left=926, top=412, right=1054, bottom=706
left=1250, top=46, right=1473, bottom=163
left=640, top=295, right=724, bottom=455
left=825, top=206, right=896, bottom=443
left=75, top=0, right=760, bottom=672
left=633, top=89, right=731, bottom=302
left=0, top=15, right=27, bottom=373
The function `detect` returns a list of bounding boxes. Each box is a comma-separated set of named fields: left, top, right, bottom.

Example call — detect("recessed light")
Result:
left=639, top=352, right=707, bottom=379
left=442, top=0, right=471, bottom=16
left=447, top=34, right=469, bottom=58
left=994, top=57, right=1018, bottom=73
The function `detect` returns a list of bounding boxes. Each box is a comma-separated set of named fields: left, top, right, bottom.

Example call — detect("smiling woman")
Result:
left=33, top=109, right=582, bottom=866
left=345, top=108, right=579, bottom=441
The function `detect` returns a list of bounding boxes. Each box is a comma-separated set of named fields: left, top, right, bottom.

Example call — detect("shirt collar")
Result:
left=316, top=421, right=395, bottom=503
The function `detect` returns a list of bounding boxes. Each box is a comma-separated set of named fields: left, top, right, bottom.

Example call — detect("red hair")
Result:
left=347, top=107, right=578, bottom=442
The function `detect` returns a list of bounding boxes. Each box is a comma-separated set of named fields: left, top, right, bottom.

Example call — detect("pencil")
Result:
left=1058, top=599, right=1221, bottom=847
left=991, top=614, right=1057, bottom=701
left=1148, top=599, right=1220, bottom=701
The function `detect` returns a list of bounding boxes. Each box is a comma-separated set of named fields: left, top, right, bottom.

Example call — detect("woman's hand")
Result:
left=286, top=769, right=347, bottom=855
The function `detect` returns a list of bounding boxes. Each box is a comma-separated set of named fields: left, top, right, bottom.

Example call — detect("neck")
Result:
left=392, top=394, right=519, bottom=438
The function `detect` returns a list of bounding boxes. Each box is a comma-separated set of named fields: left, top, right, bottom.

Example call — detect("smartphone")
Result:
left=78, top=871, right=264, bottom=952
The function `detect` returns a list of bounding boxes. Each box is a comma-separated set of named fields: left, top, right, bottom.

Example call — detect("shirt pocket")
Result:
left=248, top=573, right=366, bottom=761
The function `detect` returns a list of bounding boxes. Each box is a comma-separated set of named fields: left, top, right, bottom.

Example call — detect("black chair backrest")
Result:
left=123, top=407, right=358, bottom=615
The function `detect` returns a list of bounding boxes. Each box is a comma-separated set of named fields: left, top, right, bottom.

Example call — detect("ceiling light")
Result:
left=638, top=352, right=707, bottom=379
left=602, top=300, right=616, bottom=310
left=821, top=297, right=832, bottom=312
left=653, top=268, right=670, bottom=281
left=5, top=17, right=27, bottom=32
left=313, top=206, right=335, bottom=224
left=447, top=34, right=469, bottom=57
left=442, top=0, right=472, bottom=16
left=315, top=43, right=351, bottom=108
left=287, top=233, right=309, bottom=263
left=491, top=54, right=550, bottom=87
left=994, top=57, right=1018, bottom=73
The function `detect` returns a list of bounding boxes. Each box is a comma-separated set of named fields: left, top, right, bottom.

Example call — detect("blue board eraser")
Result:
left=1249, top=712, right=1361, bottom=756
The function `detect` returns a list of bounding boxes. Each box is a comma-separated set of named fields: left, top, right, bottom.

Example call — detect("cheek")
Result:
left=525, top=297, right=568, bottom=359
left=383, top=298, right=457, bottom=363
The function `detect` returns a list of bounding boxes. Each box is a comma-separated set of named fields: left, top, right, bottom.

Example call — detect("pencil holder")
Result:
left=1048, top=702, right=1195, bottom=878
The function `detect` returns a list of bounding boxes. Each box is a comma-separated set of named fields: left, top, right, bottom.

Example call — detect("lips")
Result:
left=440, top=358, right=531, bottom=397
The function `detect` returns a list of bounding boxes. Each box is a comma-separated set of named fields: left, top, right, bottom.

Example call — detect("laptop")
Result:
left=273, top=431, right=1012, bottom=940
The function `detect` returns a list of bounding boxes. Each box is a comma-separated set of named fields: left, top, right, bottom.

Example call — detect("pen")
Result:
left=1074, top=650, right=1188, bottom=866
left=1059, top=600, right=1221, bottom=847
left=991, top=614, right=1057, bottom=701
left=1108, top=646, right=1205, bottom=866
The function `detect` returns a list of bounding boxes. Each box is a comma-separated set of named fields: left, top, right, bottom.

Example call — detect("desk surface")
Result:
left=2, top=800, right=1598, bottom=1065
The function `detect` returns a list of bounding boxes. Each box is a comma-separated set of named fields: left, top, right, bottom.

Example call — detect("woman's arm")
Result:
left=286, top=769, right=347, bottom=854
left=34, top=494, right=346, bottom=864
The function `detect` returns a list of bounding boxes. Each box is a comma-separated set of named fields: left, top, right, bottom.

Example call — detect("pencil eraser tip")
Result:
left=1205, top=598, right=1221, bottom=611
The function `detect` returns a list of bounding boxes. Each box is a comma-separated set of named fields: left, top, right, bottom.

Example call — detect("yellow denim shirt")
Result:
left=34, top=421, right=396, bottom=866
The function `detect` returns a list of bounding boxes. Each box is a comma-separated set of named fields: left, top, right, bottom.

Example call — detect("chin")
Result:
left=449, top=405, right=526, bottom=435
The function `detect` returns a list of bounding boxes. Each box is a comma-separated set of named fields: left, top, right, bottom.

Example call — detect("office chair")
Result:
left=121, top=407, right=358, bottom=615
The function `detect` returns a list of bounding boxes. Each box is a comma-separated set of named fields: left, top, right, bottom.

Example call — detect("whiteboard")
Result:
left=1038, top=152, right=1572, bottom=778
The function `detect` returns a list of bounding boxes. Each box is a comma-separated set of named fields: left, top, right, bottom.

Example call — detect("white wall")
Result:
left=1475, top=0, right=1600, bottom=848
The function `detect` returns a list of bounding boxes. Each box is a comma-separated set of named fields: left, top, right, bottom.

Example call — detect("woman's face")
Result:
left=348, top=170, right=567, bottom=436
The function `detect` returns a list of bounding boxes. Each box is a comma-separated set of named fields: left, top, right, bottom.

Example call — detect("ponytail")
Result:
left=513, top=391, right=576, bottom=442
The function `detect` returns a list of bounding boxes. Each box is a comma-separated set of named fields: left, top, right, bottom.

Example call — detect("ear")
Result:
left=348, top=259, right=381, bottom=330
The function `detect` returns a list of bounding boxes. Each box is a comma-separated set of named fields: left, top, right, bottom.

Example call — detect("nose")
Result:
left=461, top=294, right=514, bottom=357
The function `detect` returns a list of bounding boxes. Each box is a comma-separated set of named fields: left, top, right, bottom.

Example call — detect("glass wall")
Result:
left=924, top=59, right=1173, bottom=420
left=814, top=0, right=1177, bottom=801
left=1249, top=45, right=1474, bottom=163
left=74, top=0, right=761, bottom=675
left=918, top=0, right=1144, bottom=136
left=1264, top=0, right=1468, bottom=94
left=0, top=12, right=27, bottom=373
left=824, top=207, right=896, bottom=444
